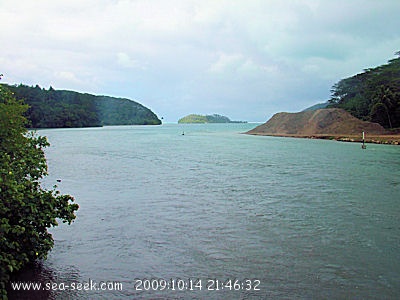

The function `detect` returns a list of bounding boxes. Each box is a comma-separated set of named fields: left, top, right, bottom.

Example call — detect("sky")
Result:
left=1, top=0, right=400, bottom=122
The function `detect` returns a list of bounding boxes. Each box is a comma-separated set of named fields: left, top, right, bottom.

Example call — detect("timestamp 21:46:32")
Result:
left=134, top=278, right=261, bottom=291
left=207, top=278, right=261, bottom=291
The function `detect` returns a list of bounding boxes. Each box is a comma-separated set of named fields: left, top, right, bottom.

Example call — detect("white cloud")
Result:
left=54, top=71, right=80, bottom=83
left=116, top=52, right=144, bottom=69
left=209, top=53, right=245, bottom=74
left=1, top=0, right=399, bottom=122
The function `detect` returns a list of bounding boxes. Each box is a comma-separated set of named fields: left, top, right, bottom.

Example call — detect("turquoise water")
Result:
left=9, top=124, right=400, bottom=299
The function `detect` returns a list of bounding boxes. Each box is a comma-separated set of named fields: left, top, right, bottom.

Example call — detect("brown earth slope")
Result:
left=246, top=108, right=400, bottom=145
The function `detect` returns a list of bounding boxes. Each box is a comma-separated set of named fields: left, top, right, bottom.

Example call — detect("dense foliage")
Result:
left=0, top=86, right=79, bottom=299
left=96, top=95, right=161, bottom=125
left=328, top=54, right=400, bottom=129
left=178, top=114, right=246, bottom=123
left=0, top=84, right=161, bottom=128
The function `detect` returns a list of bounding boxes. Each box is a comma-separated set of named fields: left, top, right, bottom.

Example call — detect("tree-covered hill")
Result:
left=328, top=53, right=400, bottom=129
left=178, top=114, right=246, bottom=123
left=302, top=102, right=329, bottom=112
left=0, top=84, right=161, bottom=128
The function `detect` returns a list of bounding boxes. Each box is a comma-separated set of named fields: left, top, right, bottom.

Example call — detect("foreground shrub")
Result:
left=0, top=86, right=79, bottom=299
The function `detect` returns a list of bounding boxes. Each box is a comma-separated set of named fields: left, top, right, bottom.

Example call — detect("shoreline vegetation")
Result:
left=0, top=85, right=79, bottom=299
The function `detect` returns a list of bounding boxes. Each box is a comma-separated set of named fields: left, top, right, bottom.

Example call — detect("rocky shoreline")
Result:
left=247, top=132, right=400, bottom=145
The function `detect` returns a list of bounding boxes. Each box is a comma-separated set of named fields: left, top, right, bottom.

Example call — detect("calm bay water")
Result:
left=9, top=124, right=400, bottom=299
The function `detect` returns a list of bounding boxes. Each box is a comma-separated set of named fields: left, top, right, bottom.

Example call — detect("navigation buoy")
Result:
left=361, top=131, right=366, bottom=149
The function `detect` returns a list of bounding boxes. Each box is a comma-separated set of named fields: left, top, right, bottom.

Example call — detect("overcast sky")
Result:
left=1, top=0, right=399, bottom=122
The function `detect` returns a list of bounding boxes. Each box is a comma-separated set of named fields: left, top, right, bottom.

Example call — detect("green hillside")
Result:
left=328, top=53, right=400, bottom=129
left=0, top=84, right=161, bottom=128
left=302, top=102, right=329, bottom=111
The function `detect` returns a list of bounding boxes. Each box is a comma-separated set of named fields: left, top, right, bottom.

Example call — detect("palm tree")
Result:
left=370, top=85, right=394, bottom=128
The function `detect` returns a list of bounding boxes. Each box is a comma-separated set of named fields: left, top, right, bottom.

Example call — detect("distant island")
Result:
left=178, top=114, right=247, bottom=124
left=0, top=83, right=161, bottom=128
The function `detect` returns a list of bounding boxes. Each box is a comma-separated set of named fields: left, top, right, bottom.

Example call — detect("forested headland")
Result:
left=0, top=83, right=161, bottom=128
left=328, top=53, right=400, bottom=129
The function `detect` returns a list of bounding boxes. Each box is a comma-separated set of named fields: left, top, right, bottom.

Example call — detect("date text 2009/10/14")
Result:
left=134, top=278, right=261, bottom=291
